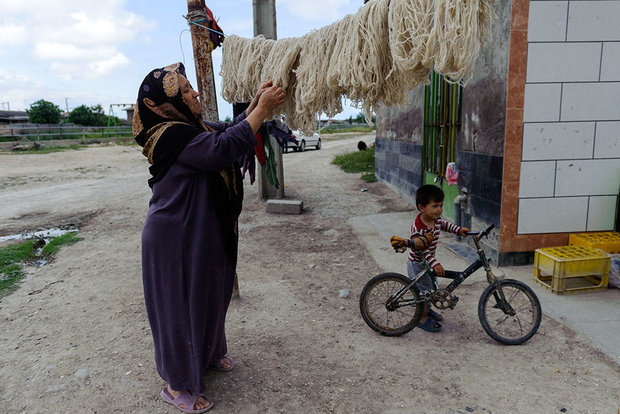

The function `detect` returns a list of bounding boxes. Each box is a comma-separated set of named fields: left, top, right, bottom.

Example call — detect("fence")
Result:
left=0, top=124, right=133, bottom=143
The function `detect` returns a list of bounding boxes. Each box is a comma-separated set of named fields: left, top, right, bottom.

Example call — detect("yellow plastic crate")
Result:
left=533, top=245, right=610, bottom=295
left=568, top=232, right=620, bottom=254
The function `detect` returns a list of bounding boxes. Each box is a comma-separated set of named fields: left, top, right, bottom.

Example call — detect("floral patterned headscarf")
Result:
left=132, top=62, right=212, bottom=187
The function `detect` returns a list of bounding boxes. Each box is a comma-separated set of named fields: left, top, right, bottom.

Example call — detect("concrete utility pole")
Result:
left=186, top=0, right=219, bottom=122
left=253, top=0, right=285, bottom=199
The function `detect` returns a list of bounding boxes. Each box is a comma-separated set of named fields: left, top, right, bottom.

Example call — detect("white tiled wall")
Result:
left=520, top=0, right=620, bottom=234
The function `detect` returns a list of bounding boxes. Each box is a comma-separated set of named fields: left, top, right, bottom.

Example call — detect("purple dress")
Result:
left=141, top=114, right=256, bottom=392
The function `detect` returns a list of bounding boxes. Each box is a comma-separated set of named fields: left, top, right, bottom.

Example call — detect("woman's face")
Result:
left=179, top=75, right=203, bottom=117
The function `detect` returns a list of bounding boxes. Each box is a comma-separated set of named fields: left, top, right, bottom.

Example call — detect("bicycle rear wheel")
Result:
left=359, top=273, right=424, bottom=336
left=478, top=279, right=541, bottom=345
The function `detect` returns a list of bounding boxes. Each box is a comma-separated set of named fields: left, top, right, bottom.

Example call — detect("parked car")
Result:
left=284, top=130, right=321, bottom=153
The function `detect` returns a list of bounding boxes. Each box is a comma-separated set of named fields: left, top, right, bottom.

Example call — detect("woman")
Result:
left=133, top=62, right=285, bottom=413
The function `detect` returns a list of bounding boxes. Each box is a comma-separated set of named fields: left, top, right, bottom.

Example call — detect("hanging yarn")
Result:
left=219, top=0, right=495, bottom=133
left=388, top=0, right=434, bottom=85
left=429, top=0, right=495, bottom=82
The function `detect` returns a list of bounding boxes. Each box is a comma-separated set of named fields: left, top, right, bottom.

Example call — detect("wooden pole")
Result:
left=186, top=1, right=243, bottom=296
left=253, top=0, right=285, bottom=199
left=186, top=0, right=219, bottom=122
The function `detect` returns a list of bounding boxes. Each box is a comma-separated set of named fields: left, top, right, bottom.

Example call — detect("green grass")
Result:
left=0, top=232, right=81, bottom=299
left=321, top=125, right=376, bottom=134
left=332, top=147, right=378, bottom=183
left=40, top=232, right=81, bottom=256
left=0, top=240, right=37, bottom=299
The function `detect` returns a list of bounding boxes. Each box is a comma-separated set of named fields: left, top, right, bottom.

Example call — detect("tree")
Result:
left=27, top=99, right=62, bottom=124
left=67, top=104, right=109, bottom=126
left=355, top=112, right=366, bottom=124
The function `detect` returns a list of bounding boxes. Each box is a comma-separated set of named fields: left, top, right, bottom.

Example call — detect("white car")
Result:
left=284, top=130, right=321, bottom=152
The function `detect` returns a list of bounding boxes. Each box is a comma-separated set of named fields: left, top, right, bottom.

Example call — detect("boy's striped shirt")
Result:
left=408, top=214, right=461, bottom=268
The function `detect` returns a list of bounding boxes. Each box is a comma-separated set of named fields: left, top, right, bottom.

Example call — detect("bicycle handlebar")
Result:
left=465, top=224, right=495, bottom=240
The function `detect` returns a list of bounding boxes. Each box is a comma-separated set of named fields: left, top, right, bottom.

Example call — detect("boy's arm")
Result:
left=439, top=218, right=468, bottom=236
left=390, top=233, right=433, bottom=252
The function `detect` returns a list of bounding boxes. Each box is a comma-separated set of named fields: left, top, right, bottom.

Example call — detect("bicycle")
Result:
left=359, top=225, right=542, bottom=345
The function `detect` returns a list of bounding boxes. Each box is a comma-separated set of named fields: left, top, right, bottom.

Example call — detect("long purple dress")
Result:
left=141, top=113, right=256, bottom=393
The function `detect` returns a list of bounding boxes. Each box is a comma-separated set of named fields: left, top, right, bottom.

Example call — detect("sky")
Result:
left=0, top=0, right=367, bottom=121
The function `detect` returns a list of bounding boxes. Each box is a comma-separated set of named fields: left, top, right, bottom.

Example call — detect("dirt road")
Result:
left=0, top=135, right=618, bottom=413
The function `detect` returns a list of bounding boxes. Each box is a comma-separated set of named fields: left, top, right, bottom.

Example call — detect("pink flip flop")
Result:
left=160, top=387, right=213, bottom=413
left=207, top=355, right=234, bottom=372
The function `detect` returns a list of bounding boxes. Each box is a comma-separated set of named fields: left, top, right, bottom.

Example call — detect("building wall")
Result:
left=519, top=0, right=620, bottom=234
left=499, top=0, right=620, bottom=262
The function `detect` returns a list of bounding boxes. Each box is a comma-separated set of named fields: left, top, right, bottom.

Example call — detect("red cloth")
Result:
left=254, top=132, right=266, bottom=165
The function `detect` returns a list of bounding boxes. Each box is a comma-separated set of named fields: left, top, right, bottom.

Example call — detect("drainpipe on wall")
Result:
left=454, top=189, right=469, bottom=241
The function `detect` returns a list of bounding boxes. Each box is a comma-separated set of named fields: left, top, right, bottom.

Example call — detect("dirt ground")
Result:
left=0, top=134, right=618, bottom=414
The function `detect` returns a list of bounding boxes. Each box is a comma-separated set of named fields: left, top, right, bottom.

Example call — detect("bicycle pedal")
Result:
left=449, top=295, right=459, bottom=309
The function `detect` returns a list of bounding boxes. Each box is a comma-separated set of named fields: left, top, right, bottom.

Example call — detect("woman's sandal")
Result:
left=417, top=317, right=442, bottom=332
left=207, top=355, right=234, bottom=372
left=160, top=387, right=213, bottom=413
left=427, top=308, right=443, bottom=322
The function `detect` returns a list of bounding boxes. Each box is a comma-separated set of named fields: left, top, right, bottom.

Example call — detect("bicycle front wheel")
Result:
left=360, top=273, right=424, bottom=336
left=478, top=279, right=542, bottom=345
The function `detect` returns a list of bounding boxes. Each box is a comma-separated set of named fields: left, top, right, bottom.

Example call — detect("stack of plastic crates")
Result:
left=533, top=245, right=610, bottom=295
left=568, top=232, right=620, bottom=254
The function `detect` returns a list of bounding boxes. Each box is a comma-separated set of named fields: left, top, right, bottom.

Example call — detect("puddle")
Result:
left=0, top=227, right=78, bottom=243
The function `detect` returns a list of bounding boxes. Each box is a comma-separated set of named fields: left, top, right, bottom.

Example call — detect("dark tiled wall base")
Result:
left=375, top=138, right=423, bottom=206
left=498, top=251, right=535, bottom=267
left=457, top=150, right=503, bottom=226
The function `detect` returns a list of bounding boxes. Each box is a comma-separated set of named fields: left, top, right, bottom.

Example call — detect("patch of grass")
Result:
left=0, top=232, right=81, bottom=299
left=40, top=232, right=82, bottom=256
left=332, top=147, right=375, bottom=174
left=361, top=172, right=378, bottom=183
left=0, top=240, right=37, bottom=299
left=321, top=125, right=376, bottom=134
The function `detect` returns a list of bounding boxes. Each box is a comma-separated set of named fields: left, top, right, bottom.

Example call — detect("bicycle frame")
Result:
left=387, top=225, right=515, bottom=315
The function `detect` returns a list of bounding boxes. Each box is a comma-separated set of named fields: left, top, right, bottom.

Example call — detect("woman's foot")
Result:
left=163, top=386, right=212, bottom=412
left=207, top=355, right=234, bottom=372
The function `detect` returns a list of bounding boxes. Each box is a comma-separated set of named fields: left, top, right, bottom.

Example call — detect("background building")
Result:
left=375, top=0, right=620, bottom=265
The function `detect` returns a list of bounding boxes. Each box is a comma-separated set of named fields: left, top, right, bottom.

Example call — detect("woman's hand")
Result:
left=245, top=85, right=286, bottom=133
left=257, top=85, right=286, bottom=112
left=247, top=81, right=274, bottom=115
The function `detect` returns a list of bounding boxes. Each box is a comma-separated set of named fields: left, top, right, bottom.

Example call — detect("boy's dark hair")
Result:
left=416, top=184, right=444, bottom=207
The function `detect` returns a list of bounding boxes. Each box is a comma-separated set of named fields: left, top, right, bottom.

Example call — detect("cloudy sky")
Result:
left=0, top=0, right=366, bottom=121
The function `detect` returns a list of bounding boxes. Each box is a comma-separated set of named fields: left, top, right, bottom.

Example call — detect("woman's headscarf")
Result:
left=133, top=62, right=212, bottom=187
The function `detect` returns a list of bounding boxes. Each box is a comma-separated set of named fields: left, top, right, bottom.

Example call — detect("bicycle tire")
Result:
left=478, top=279, right=542, bottom=345
left=359, top=272, right=424, bottom=336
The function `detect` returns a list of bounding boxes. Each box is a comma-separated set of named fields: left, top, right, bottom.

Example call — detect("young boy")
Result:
left=390, top=184, right=469, bottom=332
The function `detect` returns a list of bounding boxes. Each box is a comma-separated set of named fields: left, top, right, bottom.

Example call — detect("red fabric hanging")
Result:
left=254, top=131, right=266, bottom=165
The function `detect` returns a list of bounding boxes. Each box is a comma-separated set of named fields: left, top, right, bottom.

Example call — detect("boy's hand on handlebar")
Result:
left=458, top=227, right=470, bottom=237
left=433, top=264, right=445, bottom=277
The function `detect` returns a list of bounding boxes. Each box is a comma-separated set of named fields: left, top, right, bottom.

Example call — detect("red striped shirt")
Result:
left=408, top=214, right=461, bottom=268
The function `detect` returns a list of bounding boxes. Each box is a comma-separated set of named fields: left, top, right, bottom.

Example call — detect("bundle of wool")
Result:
left=218, top=0, right=495, bottom=132
left=428, top=0, right=495, bottom=82
left=388, top=0, right=435, bottom=86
